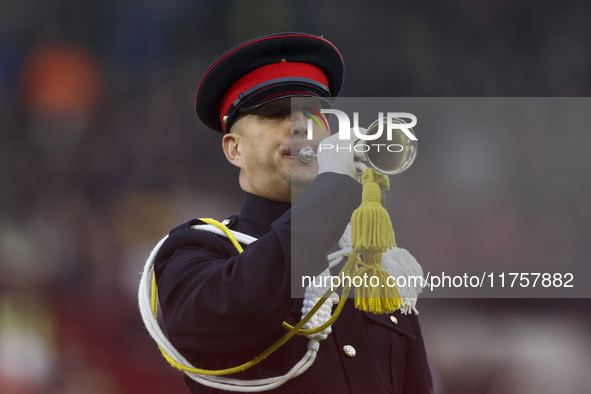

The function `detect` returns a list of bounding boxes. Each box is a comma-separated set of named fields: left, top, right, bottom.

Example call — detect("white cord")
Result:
left=138, top=224, right=341, bottom=392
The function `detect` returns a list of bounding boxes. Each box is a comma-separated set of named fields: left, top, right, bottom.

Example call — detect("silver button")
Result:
left=343, top=345, right=356, bottom=357
left=221, top=219, right=231, bottom=226
left=390, top=315, right=398, bottom=324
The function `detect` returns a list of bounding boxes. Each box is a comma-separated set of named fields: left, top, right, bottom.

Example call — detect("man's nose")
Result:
left=290, top=111, right=309, bottom=138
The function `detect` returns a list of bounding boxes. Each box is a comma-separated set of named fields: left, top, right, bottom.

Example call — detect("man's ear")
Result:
left=222, top=133, right=242, bottom=168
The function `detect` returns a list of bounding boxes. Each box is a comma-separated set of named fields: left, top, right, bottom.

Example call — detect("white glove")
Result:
left=317, top=132, right=366, bottom=181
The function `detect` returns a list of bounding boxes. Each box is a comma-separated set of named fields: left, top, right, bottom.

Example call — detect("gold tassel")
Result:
left=350, top=168, right=401, bottom=314
left=354, top=254, right=402, bottom=314
left=351, top=169, right=395, bottom=253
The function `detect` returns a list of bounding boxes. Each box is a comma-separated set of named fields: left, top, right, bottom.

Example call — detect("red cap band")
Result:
left=219, top=62, right=329, bottom=130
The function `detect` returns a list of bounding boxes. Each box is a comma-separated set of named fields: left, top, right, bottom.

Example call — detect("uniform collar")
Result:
left=238, top=192, right=291, bottom=229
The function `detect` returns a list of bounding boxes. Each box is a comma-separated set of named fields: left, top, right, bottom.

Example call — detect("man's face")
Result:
left=222, top=97, right=330, bottom=203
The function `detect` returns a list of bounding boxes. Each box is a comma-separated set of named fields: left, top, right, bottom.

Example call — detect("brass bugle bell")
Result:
left=298, top=117, right=418, bottom=175
left=355, top=117, right=417, bottom=175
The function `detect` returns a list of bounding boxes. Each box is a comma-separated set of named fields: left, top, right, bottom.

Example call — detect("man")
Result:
left=145, top=32, right=433, bottom=393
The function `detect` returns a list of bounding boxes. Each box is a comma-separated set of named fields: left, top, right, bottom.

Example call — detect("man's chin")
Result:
left=291, top=166, right=319, bottom=185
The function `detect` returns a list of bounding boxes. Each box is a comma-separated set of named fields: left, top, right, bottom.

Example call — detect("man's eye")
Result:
left=261, top=109, right=286, bottom=119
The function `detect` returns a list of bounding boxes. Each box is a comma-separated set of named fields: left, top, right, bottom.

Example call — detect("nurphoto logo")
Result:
left=306, top=109, right=417, bottom=142
left=299, top=107, right=419, bottom=175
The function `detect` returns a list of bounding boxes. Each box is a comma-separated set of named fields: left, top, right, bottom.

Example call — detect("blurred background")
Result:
left=1, top=0, right=590, bottom=393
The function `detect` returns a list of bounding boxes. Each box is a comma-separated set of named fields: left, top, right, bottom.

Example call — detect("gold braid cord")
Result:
left=150, top=218, right=353, bottom=376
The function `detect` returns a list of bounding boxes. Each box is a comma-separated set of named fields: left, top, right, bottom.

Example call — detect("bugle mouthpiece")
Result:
left=298, top=146, right=317, bottom=163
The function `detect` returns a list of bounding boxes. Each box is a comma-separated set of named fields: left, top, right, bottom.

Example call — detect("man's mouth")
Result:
left=282, top=143, right=318, bottom=158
